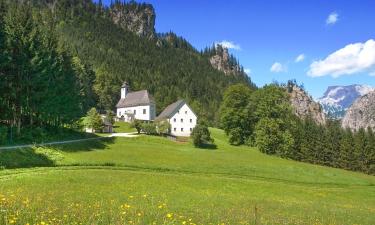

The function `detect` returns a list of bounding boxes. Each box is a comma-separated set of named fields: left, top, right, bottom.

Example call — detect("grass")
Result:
left=113, top=121, right=136, bottom=133
left=0, top=128, right=374, bottom=224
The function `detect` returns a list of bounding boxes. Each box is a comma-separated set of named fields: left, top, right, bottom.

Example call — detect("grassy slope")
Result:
left=0, top=129, right=374, bottom=224
left=113, top=122, right=137, bottom=133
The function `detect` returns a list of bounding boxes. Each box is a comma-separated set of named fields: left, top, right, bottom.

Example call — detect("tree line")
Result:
left=220, top=83, right=375, bottom=175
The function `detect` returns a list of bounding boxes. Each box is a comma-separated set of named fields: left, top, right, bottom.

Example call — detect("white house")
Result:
left=116, top=82, right=156, bottom=122
left=156, top=100, right=197, bottom=137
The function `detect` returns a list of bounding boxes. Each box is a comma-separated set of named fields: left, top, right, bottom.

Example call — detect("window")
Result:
left=190, top=128, right=192, bottom=131
left=177, top=110, right=180, bottom=114
left=173, top=118, right=176, bottom=122
left=134, top=110, right=136, bottom=115
left=190, top=119, right=192, bottom=123
left=181, top=128, right=184, bottom=132
left=174, top=128, right=176, bottom=132
left=185, top=111, right=188, bottom=114
left=143, top=109, right=146, bottom=114
left=181, top=119, right=183, bottom=122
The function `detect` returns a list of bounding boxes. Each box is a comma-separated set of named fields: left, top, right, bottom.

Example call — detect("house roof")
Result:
left=156, top=99, right=189, bottom=120
left=116, top=90, right=155, bottom=108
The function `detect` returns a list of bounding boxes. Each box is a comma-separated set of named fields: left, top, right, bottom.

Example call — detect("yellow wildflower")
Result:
left=166, top=213, right=173, bottom=218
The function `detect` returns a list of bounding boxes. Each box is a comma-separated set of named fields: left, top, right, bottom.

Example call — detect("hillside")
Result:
left=0, top=129, right=374, bottom=224
left=52, top=0, right=254, bottom=121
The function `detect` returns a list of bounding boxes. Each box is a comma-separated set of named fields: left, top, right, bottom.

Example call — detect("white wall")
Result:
left=117, top=104, right=156, bottom=122
left=169, top=103, right=197, bottom=137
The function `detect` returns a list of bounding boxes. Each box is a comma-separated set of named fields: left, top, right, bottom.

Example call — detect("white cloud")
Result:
left=308, top=39, right=375, bottom=78
left=244, top=68, right=251, bottom=75
left=270, top=62, right=287, bottom=73
left=295, top=54, right=305, bottom=63
left=326, top=12, right=338, bottom=25
left=370, top=71, right=375, bottom=77
left=215, top=40, right=241, bottom=50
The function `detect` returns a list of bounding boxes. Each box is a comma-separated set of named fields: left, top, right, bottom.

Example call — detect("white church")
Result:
left=116, top=82, right=156, bottom=122
left=116, top=82, right=197, bottom=136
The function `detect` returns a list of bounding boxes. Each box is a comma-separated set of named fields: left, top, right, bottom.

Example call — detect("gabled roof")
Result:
left=156, top=99, right=196, bottom=120
left=116, top=90, right=155, bottom=108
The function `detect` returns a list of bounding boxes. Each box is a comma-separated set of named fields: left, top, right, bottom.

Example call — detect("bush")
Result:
left=131, top=120, right=143, bottom=134
left=142, top=123, right=157, bottom=135
left=156, top=120, right=170, bottom=135
left=191, top=124, right=214, bottom=147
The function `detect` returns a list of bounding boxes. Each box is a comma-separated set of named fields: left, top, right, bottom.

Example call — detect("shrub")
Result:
left=142, top=123, right=157, bottom=135
left=131, top=119, right=143, bottom=134
left=191, top=123, right=214, bottom=147
left=156, top=120, right=170, bottom=135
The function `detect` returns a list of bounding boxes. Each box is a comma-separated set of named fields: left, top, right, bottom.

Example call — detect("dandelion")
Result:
left=166, top=213, right=173, bottom=218
left=137, top=212, right=142, bottom=217
left=158, top=205, right=163, bottom=209
left=143, top=194, right=147, bottom=198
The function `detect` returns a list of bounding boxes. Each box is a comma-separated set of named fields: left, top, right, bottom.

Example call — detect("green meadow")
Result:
left=0, top=128, right=374, bottom=225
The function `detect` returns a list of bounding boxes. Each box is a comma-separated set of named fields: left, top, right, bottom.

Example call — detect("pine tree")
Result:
left=339, top=128, right=355, bottom=170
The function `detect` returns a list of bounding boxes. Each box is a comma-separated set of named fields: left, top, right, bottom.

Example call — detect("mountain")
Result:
left=202, top=44, right=247, bottom=77
left=287, top=84, right=326, bottom=125
left=342, top=90, right=375, bottom=131
left=318, top=85, right=374, bottom=119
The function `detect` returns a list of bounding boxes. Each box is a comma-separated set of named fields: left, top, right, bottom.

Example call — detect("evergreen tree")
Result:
left=339, top=128, right=355, bottom=170
left=83, top=108, right=103, bottom=132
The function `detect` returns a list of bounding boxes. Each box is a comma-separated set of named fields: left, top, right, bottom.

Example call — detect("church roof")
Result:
left=156, top=99, right=187, bottom=120
left=116, top=90, right=155, bottom=108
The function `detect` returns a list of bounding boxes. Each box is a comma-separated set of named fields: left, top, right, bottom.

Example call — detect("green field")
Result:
left=0, top=129, right=374, bottom=225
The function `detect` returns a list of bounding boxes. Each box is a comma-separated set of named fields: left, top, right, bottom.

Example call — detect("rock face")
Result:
left=209, top=45, right=242, bottom=76
left=318, top=84, right=374, bottom=119
left=110, top=2, right=156, bottom=39
left=288, top=86, right=326, bottom=125
left=342, top=90, right=375, bottom=131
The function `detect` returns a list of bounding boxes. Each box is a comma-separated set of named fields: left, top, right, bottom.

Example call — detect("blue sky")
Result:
left=99, top=0, right=375, bottom=99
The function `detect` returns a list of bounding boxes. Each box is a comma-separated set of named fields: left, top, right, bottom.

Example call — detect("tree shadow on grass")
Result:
left=51, top=137, right=115, bottom=153
left=0, top=138, right=116, bottom=169
left=0, top=148, right=55, bottom=169
left=197, top=143, right=218, bottom=150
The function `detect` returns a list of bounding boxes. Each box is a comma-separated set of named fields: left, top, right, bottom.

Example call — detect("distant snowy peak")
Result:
left=318, top=84, right=374, bottom=118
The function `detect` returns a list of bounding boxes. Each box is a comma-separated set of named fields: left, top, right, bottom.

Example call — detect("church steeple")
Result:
left=121, top=81, right=130, bottom=99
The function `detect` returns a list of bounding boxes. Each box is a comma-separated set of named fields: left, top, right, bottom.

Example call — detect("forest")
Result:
left=220, top=83, right=375, bottom=175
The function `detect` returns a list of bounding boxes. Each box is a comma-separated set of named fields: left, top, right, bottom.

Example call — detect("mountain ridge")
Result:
left=318, top=84, right=374, bottom=118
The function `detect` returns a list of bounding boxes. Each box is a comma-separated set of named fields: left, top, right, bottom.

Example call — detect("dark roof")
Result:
left=156, top=100, right=186, bottom=120
left=116, top=90, right=155, bottom=108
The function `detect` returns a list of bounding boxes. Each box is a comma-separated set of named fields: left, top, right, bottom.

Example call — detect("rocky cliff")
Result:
left=209, top=45, right=242, bottom=76
left=342, top=90, right=375, bottom=131
left=110, top=2, right=156, bottom=39
left=288, top=86, right=326, bottom=125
